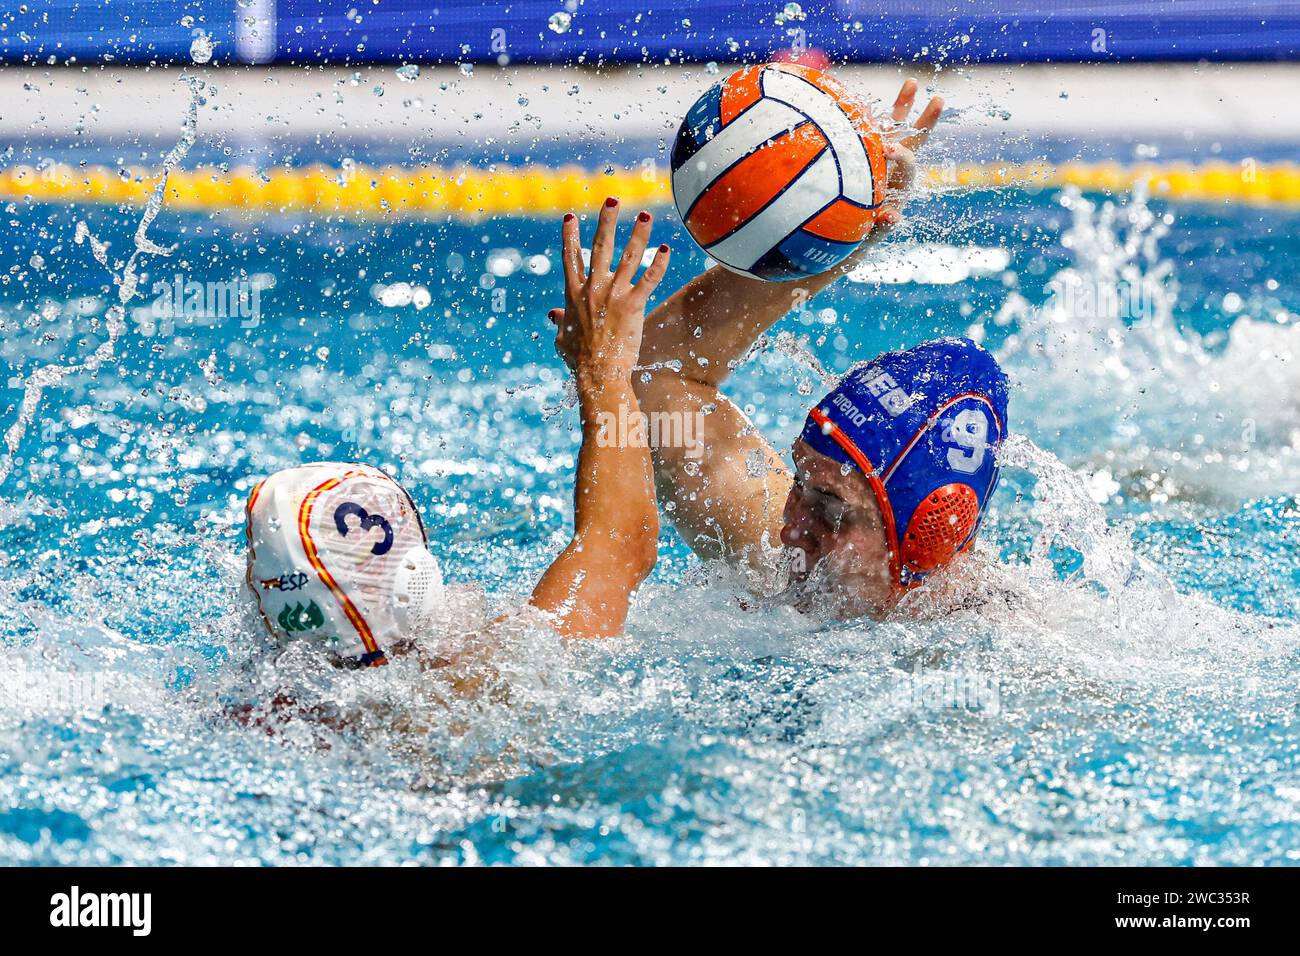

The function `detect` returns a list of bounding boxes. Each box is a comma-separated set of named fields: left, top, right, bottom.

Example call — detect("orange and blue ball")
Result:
left=671, top=63, right=887, bottom=281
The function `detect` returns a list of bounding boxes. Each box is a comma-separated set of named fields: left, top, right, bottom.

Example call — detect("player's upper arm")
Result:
left=637, top=371, right=792, bottom=571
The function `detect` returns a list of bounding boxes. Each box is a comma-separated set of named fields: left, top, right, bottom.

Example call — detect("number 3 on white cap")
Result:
left=944, top=408, right=989, bottom=475
left=334, top=501, right=395, bottom=555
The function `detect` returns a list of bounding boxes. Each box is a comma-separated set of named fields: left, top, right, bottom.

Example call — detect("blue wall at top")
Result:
left=1, top=1, right=233, bottom=63
left=4, top=1, right=1299, bottom=64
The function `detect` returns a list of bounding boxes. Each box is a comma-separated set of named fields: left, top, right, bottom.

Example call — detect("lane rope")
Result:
left=2, top=160, right=1297, bottom=216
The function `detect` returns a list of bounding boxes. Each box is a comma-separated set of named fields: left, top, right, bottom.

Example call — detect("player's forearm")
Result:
left=529, top=372, right=659, bottom=638
left=639, top=262, right=844, bottom=389
left=571, top=372, right=659, bottom=548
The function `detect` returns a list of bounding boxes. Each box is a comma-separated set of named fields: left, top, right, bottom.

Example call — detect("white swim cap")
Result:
left=244, top=462, right=446, bottom=666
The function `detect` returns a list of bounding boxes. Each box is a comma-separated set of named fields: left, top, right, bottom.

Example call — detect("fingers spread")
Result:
left=916, top=95, right=944, bottom=132
left=613, top=210, right=652, bottom=287
left=588, top=197, right=620, bottom=277
left=632, top=244, right=671, bottom=302
left=561, top=213, right=583, bottom=298
left=890, top=78, right=918, bottom=124
left=903, top=95, right=944, bottom=151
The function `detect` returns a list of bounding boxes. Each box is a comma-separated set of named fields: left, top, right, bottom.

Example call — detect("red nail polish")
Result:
left=637, top=210, right=651, bottom=222
left=659, top=244, right=669, bottom=253
left=563, top=212, right=575, bottom=222
left=605, top=197, right=619, bottom=207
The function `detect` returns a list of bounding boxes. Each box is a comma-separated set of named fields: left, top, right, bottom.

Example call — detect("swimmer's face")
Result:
left=781, top=440, right=897, bottom=620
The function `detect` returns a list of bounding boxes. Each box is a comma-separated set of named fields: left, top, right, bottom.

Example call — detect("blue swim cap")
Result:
left=798, top=338, right=1009, bottom=589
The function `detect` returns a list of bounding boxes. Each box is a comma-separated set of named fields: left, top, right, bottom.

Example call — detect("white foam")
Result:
left=847, top=243, right=1010, bottom=285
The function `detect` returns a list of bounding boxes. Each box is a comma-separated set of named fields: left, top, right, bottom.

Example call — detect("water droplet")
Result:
left=189, top=32, right=215, bottom=64
left=458, top=62, right=474, bottom=77
left=705, top=61, right=719, bottom=75
left=548, top=12, right=572, bottom=34
left=395, top=63, right=420, bottom=82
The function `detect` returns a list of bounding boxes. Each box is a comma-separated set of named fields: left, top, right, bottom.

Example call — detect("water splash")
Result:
left=998, top=184, right=1185, bottom=382
left=2, top=144, right=1297, bottom=864
left=997, top=185, right=1300, bottom=503
left=0, top=74, right=205, bottom=488
left=769, top=329, right=837, bottom=387
left=998, top=432, right=1135, bottom=593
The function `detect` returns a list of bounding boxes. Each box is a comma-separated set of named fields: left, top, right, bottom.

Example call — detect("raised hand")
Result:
left=548, top=198, right=671, bottom=388
left=877, top=78, right=943, bottom=227
left=529, top=199, right=670, bottom=639
left=832, top=78, right=944, bottom=271
left=888, top=77, right=944, bottom=153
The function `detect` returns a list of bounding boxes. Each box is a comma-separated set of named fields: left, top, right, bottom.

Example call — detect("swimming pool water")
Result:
left=1, top=141, right=1298, bottom=865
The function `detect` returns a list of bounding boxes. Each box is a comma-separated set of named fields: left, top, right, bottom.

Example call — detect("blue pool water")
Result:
left=1, top=134, right=1299, bottom=864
